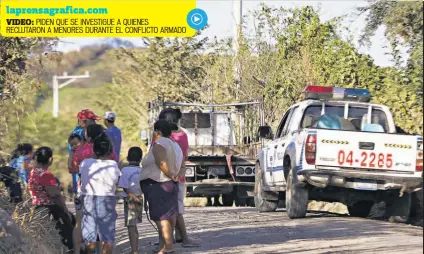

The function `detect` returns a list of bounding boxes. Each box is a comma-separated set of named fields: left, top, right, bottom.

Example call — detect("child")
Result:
left=67, top=133, right=82, bottom=194
left=16, top=143, right=34, bottom=187
left=118, top=147, right=143, bottom=254
left=68, top=133, right=82, bottom=152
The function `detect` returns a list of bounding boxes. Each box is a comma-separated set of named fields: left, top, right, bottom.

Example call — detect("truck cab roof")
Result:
left=291, top=100, right=391, bottom=111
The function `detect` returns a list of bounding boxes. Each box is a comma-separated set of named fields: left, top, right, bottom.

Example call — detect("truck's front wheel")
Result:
left=286, top=170, right=308, bottom=219
left=254, top=162, right=278, bottom=212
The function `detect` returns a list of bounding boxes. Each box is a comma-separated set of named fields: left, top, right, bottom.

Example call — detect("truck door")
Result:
left=264, top=139, right=277, bottom=184
left=271, top=107, right=298, bottom=185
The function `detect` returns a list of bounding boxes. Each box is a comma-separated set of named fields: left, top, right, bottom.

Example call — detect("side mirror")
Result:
left=258, top=126, right=273, bottom=139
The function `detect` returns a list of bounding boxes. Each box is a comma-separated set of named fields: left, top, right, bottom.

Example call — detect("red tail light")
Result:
left=417, top=140, right=423, bottom=172
left=305, top=134, right=317, bottom=165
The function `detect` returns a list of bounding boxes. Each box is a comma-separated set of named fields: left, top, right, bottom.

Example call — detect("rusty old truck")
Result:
left=144, top=98, right=265, bottom=206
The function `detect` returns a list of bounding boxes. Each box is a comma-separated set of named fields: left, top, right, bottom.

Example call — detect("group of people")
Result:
left=0, top=107, right=198, bottom=254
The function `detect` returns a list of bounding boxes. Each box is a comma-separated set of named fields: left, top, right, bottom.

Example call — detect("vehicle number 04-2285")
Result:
left=337, top=150, right=393, bottom=168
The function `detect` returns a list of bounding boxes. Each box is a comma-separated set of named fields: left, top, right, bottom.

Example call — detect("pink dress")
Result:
left=170, top=130, right=189, bottom=182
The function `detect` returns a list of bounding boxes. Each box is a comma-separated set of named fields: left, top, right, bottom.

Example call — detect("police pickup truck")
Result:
left=255, top=86, right=423, bottom=220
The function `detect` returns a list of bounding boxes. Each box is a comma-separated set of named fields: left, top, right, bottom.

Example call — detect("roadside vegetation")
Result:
left=1, top=1, right=421, bottom=187
left=0, top=2, right=422, bottom=249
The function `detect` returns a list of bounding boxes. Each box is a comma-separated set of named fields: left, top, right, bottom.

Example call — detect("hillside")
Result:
left=16, top=44, right=147, bottom=186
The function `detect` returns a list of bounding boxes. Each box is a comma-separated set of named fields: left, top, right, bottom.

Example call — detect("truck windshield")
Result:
left=301, top=105, right=389, bottom=132
left=180, top=112, right=211, bottom=129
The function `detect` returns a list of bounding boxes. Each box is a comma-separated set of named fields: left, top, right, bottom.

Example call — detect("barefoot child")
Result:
left=118, top=147, right=144, bottom=254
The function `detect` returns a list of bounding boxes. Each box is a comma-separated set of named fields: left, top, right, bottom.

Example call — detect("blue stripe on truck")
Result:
left=266, top=166, right=284, bottom=172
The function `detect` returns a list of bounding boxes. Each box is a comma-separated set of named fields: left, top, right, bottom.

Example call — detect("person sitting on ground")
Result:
left=118, top=147, right=144, bottom=254
left=141, top=120, right=183, bottom=254
left=27, top=146, right=75, bottom=252
left=79, top=131, right=121, bottom=254
left=0, top=155, right=23, bottom=203
left=16, top=143, right=34, bottom=187
left=159, top=108, right=199, bottom=247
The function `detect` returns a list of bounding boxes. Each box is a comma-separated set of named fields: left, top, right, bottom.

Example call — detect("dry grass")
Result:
left=184, top=197, right=208, bottom=207
left=0, top=188, right=66, bottom=254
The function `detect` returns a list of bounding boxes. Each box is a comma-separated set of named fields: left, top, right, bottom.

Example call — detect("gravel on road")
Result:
left=109, top=205, right=423, bottom=254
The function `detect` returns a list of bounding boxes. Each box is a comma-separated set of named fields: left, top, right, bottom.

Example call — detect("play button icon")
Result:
left=187, top=8, right=208, bottom=30
left=192, top=14, right=202, bottom=25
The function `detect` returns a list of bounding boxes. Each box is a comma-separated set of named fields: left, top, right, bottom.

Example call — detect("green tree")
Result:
left=358, top=1, right=423, bottom=95
left=209, top=4, right=422, bottom=134
left=0, top=37, right=57, bottom=156
left=97, top=35, right=212, bottom=146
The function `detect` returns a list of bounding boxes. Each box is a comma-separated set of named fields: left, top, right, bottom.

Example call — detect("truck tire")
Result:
left=386, top=192, right=411, bottom=223
left=222, top=193, right=234, bottom=207
left=286, top=170, right=308, bottom=219
left=235, top=197, right=247, bottom=207
left=348, top=201, right=373, bottom=218
left=247, top=198, right=255, bottom=207
left=409, top=189, right=423, bottom=226
left=254, top=162, right=278, bottom=212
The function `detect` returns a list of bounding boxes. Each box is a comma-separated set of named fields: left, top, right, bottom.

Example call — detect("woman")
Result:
left=79, top=130, right=121, bottom=254
left=141, top=120, right=183, bottom=254
left=27, top=147, right=75, bottom=252
left=158, top=108, right=198, bottom=247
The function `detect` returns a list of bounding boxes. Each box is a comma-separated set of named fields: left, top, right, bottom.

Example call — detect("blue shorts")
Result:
left=81, top=195, right=117, bottom=243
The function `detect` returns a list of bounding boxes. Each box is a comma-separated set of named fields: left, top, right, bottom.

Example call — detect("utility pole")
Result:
left=52, top=71, right=90, bottom=118
left=233, top=0, right=242, bottom=101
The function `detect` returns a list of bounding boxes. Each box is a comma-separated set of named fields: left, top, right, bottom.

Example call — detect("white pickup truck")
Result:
left=255, top=86, right=423, bottom=221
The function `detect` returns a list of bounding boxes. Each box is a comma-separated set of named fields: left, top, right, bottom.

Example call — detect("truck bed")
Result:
left=188, top=142, right=262, bottom=158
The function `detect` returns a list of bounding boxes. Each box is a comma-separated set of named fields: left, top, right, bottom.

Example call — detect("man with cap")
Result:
left=103, top=111, right=122, bottom=163
left=67, top=109, right=101, bottom=194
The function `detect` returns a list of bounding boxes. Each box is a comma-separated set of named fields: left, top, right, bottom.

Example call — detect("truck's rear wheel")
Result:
left=386, top=192, right=411, bottom=223
left=222, top=193, right=234, bottom=207
left=254, top=162, right=278, bottom=212
left=286, top=170, right=308, bottom=219
left=348, top=201, right=373, bottom=218
left=235, top=197, right=246, bottom=207
left=247, top=198, right=255, bottom=207
left=409, top=190, right=423, bottom=225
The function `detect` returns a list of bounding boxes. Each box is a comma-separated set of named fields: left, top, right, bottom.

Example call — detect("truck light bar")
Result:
left=303, top=86, right=371, bottom=102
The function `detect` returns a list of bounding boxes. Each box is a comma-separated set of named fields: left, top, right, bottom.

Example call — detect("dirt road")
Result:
left=112, top=205, right=423, bottom=254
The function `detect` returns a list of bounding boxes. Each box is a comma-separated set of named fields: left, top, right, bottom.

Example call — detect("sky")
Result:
left=55, top=1, right=394, bottom=67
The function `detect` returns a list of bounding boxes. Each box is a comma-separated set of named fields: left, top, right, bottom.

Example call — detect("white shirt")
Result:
left=79, top=158, right=121, bottom=196
left=141, top=137, right=181, bottom=182
left=118, top=165, right=143, bottom=197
